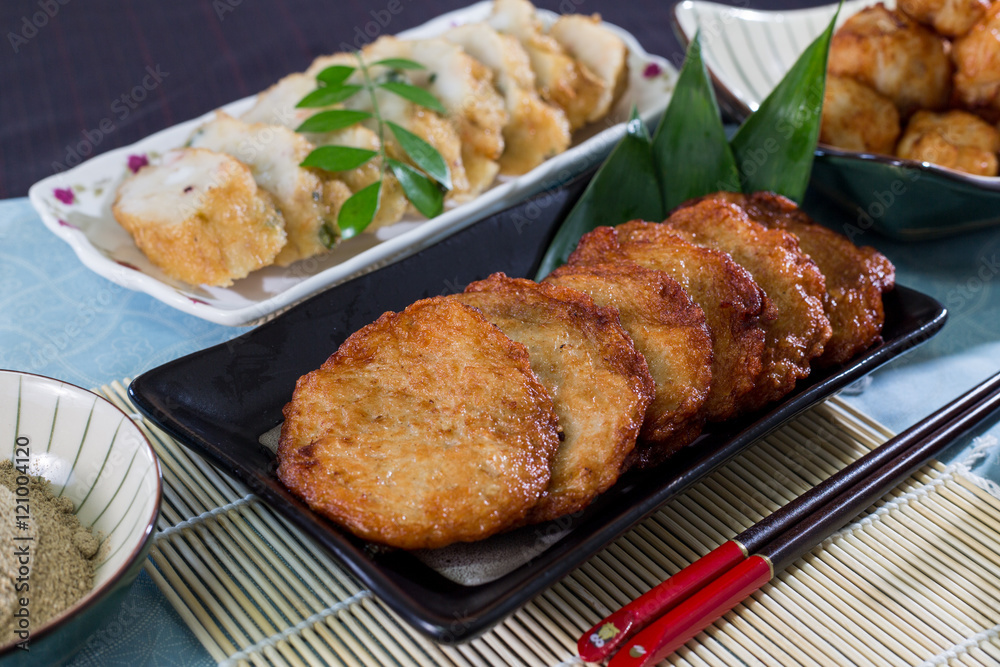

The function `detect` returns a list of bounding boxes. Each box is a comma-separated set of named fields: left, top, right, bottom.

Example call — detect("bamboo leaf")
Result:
left=296, top=84, right=363, bottom=108
left=316, top=65, right=356, bottom=87
left=371, top=58, right=426, bottom=70
left=296, top=109, right=372, bottom=134
left=388, top=158, right=445, bottom=218
left=535, top=108, right=663, bottom=280
left=729, top=6, right=839, bottom=201
left=652, top=32, right=740, bottom=212
left=338, top=180, right=381, bottom=238
left=378, top=81, right=447, bottom=114
left=300, top=145, right=377, bottom=172
left=385, top=121, right=452, bottom=189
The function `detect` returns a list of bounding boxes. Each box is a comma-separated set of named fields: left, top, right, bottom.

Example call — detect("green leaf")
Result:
left=388, top=158, right=445, bottom=219
left=338, top=180, right=381, bottom=238
left=318, top=222, right=339, bottom=249
left=378, top=81, right=447, bottom=114
left=371, top=58, right=426, bottom=71
left=300, top=145, right=377, bottom=172
left=296, top=84, right=363, bottom=108
left=535, top=108, right=663, bottom=280
left=316, top=65, right=355, bottom=87
left=296, top=109, right=372, bottom=134
left=728, top=6, right=839, bottom=201
left=385, top=121, right=452, bottom=190
left=652, top=32, right=740, bottom=212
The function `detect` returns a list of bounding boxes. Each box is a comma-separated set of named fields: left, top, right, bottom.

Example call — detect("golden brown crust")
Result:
left=454, top=273, right=654, bottom=522
left=569, top=224, right=768, bottom=422
left=691, top=191, right=896, bottom=366
left=663, top=200, right=832, bottom=411
left=277, top=297, right=560, bottom=549
left=544, top=262, right=713, bottom=467
left=820, top=75, right=901, bottom=155
left=112, top=148, right=287, bottom=287
left=828, top=3, right=952, bottom=118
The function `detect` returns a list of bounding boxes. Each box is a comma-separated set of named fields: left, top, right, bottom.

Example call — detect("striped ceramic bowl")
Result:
left=0, top=370, right=161, bottom=666
left=672, top=0, right=1000, bottom=240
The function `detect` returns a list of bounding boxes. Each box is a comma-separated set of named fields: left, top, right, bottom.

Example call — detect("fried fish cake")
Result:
left=543, top=262, right=713, bottom=467
left=277, top=297, right=561, bottom=550
left=112, top=148, right=287, bottom=287
left=453, top=274, right=654, bottom=521
left=689, top=191, right=896, bottom=366
left=567, top=225, right=768, bottom=423
left=663, top=201, right=832, bottom=411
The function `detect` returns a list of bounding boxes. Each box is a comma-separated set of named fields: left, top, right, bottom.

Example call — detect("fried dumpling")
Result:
left=489, top=0, right=606, bottom=130
left=188, top=111, right=351, bottom=266
left=112, top=148, right=286, bottom=286
left=444, top=22, right=571, bottom=175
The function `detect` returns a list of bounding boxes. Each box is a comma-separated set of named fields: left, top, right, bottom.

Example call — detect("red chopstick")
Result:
left=577, top=369, right=1000, bottom=664
left=609, top=374, right=1000, bottom=666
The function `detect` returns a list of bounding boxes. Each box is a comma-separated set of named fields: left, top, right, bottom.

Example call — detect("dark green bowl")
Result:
left=810, top=146, right=1000, bottom=241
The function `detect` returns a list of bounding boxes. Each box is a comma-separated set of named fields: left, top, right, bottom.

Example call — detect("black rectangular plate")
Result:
left=129, top=170, right=947, bottom=643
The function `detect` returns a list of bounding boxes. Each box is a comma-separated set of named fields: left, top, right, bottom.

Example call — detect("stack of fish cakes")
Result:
left=277, top=192, right=895, bottom=550
left=110, top=0, right=630, bottom=287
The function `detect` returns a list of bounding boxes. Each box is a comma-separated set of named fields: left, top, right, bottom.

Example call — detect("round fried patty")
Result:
left=568, top=224, right=770, bottom=423
left=687, top=191, right=895, bottom=366
left=455, top=273, right=654, bottom=523
left=544, top=262, right=713, bottom=467
left=276, top=297, right=561, bottom=549
left=661, top=200, right=832, bottom=411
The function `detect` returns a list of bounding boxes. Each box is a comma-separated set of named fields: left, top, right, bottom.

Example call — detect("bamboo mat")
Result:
left=97, top=380, right=1000, bottom=667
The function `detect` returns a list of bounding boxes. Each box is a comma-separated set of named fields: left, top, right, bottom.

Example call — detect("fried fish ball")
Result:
left=489, top=0, right=606, bottom=130
left=952, top=2, right=1000, bottom=120
left=691, top=191, right=896, bottom=366
left=820, top=75, right=901, bottom=155
left=454, top=274, right=653, bottom=520
left=277, top=297, right=561, bottom=550
left=664, top=201, right=832, bottom=411
left=444, top=22, right=571, bottom=176
left=543, top=262, right=712, bottom=468
left=567, top=224, right=769, bottom=423
left=898, top=0, right=989, bottom=37
left=112, top=148, right=286, bottom=287
left=188, top=112, right=351, bottom=266
left=829, top=3, right=951, bottom=117
left=897, top=109, right=1000, bottom=176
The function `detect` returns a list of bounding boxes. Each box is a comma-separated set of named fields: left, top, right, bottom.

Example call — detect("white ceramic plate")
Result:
left=28, top=2, right=677, bottom=326
left=671, top=0, right=871, bottom=117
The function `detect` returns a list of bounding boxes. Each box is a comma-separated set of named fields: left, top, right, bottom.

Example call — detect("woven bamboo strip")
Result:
left=99, top=382, right=1000, bottom=666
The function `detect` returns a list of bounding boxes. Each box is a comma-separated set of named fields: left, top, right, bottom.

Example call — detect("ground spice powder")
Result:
left=0, top=460, right=100, bottom=646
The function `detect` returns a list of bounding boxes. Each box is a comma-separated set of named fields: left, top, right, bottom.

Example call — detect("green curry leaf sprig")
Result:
left=536, top=7, right=839, bottom=279
left=296, top=54, right=451, bottom=238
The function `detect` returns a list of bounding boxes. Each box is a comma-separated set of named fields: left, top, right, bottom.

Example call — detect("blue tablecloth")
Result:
left=2, top=186, right=1000, bottom=666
